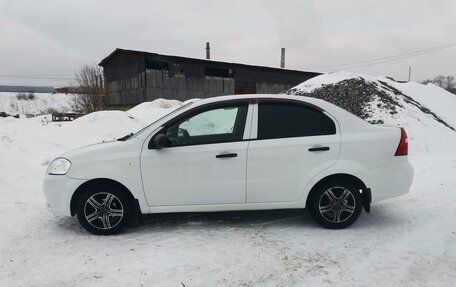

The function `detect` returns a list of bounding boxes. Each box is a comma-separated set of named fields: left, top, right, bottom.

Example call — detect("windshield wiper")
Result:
left=117, top=133, right=134, bottom=141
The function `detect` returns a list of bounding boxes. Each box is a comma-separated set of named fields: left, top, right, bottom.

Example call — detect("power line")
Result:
left=335, top=46, right=455, bottom=70
left=307, top=42, right=456, bottom=70
left=310, top=42, right=456, bottom=69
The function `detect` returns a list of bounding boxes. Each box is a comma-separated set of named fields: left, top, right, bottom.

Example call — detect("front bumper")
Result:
left=42, top=174, right=86, bottom=216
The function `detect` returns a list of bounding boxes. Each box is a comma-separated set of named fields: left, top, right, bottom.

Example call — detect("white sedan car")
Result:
left=43, top=94, right=413, bottom=235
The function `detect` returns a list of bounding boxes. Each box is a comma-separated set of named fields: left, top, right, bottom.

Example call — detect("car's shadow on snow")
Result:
left=129, top=205, right=405, bottom=234
left=51, top=209, right=311, bottom=236
left=136, top=209, right=312, bottom=230
left=53, top=205, right=406, bottom=235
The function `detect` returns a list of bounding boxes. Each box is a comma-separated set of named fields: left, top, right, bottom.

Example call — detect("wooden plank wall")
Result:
left=144, top=70, right=234, bottom=101
left=256, top=82, right=294, bottom=94
left=105, top=75, right=143, bottom=105
left=105, top=70, right=292, bottom=105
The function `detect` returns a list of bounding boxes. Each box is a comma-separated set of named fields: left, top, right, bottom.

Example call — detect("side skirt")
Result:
left=145, top=201, right=303, bottom=214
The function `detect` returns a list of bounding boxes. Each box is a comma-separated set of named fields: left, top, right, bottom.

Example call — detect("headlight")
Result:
left=47, top=158, right=72, bottom=175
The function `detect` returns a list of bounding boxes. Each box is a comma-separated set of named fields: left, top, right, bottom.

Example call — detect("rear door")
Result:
left=246, top=100, right=341, bottom=203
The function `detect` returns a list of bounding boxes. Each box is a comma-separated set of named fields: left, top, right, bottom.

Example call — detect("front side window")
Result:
left=257, top=103, right=336, bottom=140
left=160, top=104, right=248, bottom=147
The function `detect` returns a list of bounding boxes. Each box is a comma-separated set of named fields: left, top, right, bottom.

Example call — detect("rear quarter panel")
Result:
left=297, top=98, right=413, bottom=204
left=301, top=125, right=413, bottom=203
left=336, top=126, right=414, bottom=201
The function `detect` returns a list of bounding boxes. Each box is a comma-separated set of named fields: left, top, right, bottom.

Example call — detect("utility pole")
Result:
left=206, top=42, right=211, bottom=60
left=280, top=48, right=285, bottom=68
left=408, top=66, right=412, bottom=82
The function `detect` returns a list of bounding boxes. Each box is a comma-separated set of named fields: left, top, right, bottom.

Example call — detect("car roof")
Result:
left=192, top=93, right=324, bottom=105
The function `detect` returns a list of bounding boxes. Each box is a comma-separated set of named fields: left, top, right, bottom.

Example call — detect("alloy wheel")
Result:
left=318, top=187, right=356, bottom=223
left=84, top=192, right=124, bottom=230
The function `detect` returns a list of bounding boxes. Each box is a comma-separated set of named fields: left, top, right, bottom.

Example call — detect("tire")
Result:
left=76, top=184, right=133, bottom=235
left=308, top=180, right=363, bottom=229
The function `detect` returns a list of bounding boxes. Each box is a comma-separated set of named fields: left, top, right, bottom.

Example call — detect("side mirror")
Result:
left=152, top=133, right=171, bottom=149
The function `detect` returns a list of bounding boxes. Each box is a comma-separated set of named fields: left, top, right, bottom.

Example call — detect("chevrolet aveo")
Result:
left=43, top=94, right=414, bottom=235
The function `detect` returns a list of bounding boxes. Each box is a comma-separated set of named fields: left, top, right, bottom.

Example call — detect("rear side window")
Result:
left=257, top=103, right=336, bottom=140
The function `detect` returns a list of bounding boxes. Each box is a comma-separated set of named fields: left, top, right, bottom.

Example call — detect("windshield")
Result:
left=128, top=101, right=195, bottom=139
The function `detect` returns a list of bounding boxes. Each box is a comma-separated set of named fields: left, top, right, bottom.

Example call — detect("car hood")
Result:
left=61, top=137, right=144, bottom=164
left=62, top=140, right=122, bottom=159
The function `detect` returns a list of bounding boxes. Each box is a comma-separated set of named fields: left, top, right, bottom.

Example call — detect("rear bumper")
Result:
left=360, top=156, right=414, bottom=202
left=42, top=174, right=86, bottom=216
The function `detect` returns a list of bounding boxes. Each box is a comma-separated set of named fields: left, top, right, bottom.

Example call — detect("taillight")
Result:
left=395, top=128, right=408, bottom=156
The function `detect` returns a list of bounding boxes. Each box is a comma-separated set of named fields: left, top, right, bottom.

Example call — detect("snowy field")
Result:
left=1, top=74, right=456, bottom=286
left=0, top=92, right=75, bottom=115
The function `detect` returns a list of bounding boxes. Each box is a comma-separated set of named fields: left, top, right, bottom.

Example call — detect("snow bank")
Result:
left=127, top=98, right=183, bottom=123
left=386, top=81, right=456, bottom=127
left=0, top=92, right=75, bottom=115
left=0, top=99, right=182, bottom=168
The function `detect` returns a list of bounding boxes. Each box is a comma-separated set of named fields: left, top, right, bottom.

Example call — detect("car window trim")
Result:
left=148, top=99, right=252, bottom=149
left=253, top=99, right=337, bottom=140
left=255, top=98, right=324, bottom=112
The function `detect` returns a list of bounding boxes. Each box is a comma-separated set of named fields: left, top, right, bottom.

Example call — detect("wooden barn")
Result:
left=99, top=48, right=320, bottom=106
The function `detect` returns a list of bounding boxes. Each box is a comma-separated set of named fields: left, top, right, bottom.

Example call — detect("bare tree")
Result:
left=16, top=91, right=36, bottom=100
left=421, top=75, right=456, bottom=94
left=73, top=64, right=105, bottom=113
left=433, top=75, right=446, bottom=88
left=445, top=75, right=455, bottom=89
left=421, top=79, right=433, bottom=85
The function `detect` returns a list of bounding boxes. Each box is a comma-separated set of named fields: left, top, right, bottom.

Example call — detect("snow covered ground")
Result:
left=0, top=92, right=75, bottom=115
left=1, top=75, right=456, bottom=286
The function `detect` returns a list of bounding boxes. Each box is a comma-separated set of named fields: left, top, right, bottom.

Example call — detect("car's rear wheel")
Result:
left=76, top=185, right=132, bottom=235
left=308, top=181, right=363, bottom=229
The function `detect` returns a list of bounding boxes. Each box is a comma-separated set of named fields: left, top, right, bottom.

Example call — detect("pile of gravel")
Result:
left=285, top=77, right=454, bottom=131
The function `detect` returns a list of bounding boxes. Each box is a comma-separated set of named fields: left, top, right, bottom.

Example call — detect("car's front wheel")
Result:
left=76, top=185, right=132, bottom=235
left=308, top=181, right=363, bottom=229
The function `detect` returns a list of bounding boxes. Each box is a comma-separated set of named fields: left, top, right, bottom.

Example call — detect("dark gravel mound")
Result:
left=285, top=77, right=455, bottom=131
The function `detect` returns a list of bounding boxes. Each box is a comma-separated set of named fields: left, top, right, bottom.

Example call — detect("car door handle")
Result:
left=308, top=146, right=330, bottom=152
left=216, top=153, right=238, bottom=158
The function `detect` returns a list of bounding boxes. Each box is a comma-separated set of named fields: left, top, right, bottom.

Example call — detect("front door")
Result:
left=141, top=101, right=251, bottom=206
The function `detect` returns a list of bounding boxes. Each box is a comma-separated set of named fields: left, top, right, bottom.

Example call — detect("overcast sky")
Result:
left=0, top=0, right=455, bottom=87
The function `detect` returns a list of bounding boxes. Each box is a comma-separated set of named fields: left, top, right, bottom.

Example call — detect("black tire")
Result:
left=76, top=184, right=133, bottom=235
left=308, top=180, right=363, bottom=229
